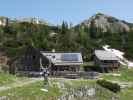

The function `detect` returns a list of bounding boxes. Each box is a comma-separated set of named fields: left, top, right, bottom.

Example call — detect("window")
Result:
left=61, top=54, right=79, bottom=61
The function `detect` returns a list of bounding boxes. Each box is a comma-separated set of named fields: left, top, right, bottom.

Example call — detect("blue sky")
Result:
left=0, top=0, right=132, bottom=25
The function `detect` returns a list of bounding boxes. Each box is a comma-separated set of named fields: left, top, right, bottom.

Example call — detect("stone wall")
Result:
left=58, top=85, right=119, bottom=100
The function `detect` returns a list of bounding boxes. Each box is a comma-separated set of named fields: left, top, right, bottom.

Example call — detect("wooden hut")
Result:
left=94, top=50, right=120, bottom=72
left=41, top=52, right=83, bottom=76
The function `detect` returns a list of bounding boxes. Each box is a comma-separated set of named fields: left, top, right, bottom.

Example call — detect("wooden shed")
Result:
left=94, top=50, right=120, bottom=72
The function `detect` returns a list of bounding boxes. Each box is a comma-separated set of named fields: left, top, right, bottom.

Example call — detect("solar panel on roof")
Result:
left=61, top=54, right=79, bottom=61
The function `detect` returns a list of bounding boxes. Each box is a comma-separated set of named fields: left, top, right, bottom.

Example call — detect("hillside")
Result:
left=75, top=13, right=133, bottom=60
left=0, top=13, right=133, bottom=67
left=0, top=14, right=133, bottom=100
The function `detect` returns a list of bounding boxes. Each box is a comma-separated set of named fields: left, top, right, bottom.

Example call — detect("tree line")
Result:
left=0, top=21, right=133, bottom=61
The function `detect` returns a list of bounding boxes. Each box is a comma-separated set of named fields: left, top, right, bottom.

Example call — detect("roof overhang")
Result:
left=53, top=62, right=83, bottom=66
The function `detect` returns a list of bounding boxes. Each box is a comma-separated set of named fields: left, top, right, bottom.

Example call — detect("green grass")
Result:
left=101, top=66, right=133, bottom=82
left=118, top=88, right=133, bottom=100
left=0, top=73, right=18, bottom=85
left=0, top=79, right=118, bottom=100
left=100, top=66, right=133, bottom=100
left=69, top=79, right=95, bottom=88
left=0, top=73, right=26, bottom=86
left=81, top=62, right=94, bottom=66
left=0, top=65, right=133, bottom=100
left=0, top=81, right=61, bottom=100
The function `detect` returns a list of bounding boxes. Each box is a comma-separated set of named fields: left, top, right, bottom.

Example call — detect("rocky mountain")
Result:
left=78, top=13, right=132, bottom=33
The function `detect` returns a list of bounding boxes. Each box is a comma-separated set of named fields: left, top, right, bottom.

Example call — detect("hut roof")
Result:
left=94, top=50, right=119, bottom=61
left=41, top=52, right=83, bottom=66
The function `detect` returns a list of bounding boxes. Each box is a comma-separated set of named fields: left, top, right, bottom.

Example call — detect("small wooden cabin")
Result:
left=94, top=50, right=120, bottom=72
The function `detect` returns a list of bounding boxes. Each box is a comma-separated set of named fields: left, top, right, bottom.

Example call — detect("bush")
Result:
left=97, top=79, right=120, bottom=93
left=83, top=65, right=101, bottom=72
left=0, top=64, right=9, bottom=73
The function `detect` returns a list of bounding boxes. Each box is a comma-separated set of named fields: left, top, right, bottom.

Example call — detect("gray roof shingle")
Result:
left=95, top=50, right=119, bottom=60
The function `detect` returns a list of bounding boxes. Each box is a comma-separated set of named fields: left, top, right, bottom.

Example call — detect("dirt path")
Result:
left=0, top=78, right=43, bottom=92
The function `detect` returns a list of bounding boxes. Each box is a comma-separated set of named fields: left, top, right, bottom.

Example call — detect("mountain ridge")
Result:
left=76, top=13, right=133, bottom=33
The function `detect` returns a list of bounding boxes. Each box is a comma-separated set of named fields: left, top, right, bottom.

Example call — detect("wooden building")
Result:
left=41, top=52, right=83, bottom=76
left=9, top=47, right=83, bottom=77
left=94, top=50, right=120, bottom=72
left=9, top=46, right=49, bottom=75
